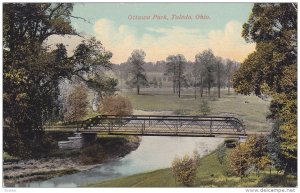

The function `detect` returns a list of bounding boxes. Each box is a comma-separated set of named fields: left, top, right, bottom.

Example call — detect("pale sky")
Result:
left=48, top=3, right=256, bottom=63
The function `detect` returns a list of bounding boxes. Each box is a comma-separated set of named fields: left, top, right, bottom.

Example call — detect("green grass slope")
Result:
left=86, top=147, right=296, bottom=187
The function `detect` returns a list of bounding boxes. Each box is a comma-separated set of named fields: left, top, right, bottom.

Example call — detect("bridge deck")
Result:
left=78, top=115, right=246, bottom=137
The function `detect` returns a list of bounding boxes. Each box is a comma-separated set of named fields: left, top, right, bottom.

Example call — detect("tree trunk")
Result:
left=228, top=74, right=231, bottom=95
left=200, top=77, right=203, bottom=97
left=178, top=61, right=181, bottom=98
left=218, top=69, right=221, bottom=98
left=137, top=75, right=140, bottom=95
left=208, top=82, right=211, bottom=97
left=194, top=76, right=197, bottom=99
left=173, top=78, right=175, bottom=94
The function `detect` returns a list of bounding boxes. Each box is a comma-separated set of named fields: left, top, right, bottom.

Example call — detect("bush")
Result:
left=229, top=143, right=251, bottom=178
left=100, top=95, right=133, bottom=116
left=199, top=100, right=211, bottom=115
left=171, top=154, right=198, bottom=186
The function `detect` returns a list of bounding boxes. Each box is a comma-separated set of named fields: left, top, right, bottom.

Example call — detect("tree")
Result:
left=246, top=135, right=270, bottom=176
left=267, top=121, right=296, bottom=175
left=229, top=143, right=251, bottom=178
left=171, top=154, right=198, bottom=186
left=63, top=84, right=88, bottom=122
left=99, top=95, right=133, bottom=116
left=233, top=3, right=297, bottom=175
left=225, top=59, right=235, bottom=95
left=85, top=73, right=118, bottom=111
left=3, top=3, right=117, bottom=157
left=126, top=49, right=148, bottom=95
left=195, top=49, right=216, bottom=97
left=165, top=54, right=187, bottom=97
left=215, top=57, right=225, bottom=98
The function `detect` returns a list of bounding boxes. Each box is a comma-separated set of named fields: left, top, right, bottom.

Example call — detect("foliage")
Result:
left=194, top=49, right=216, bottom=97
left=3, top=3, right=117, bottom=157
left=267, top=121, right=296, bottom=175
left=171, top=154, right=198, bottom=186
left=165, top=54, right=187, bottom=97
left=225, top=59, right=239, bottom=95
left=63, top=84, right=88, bottom=122
left=233, top=3, right=297, bottom=174
left=229, top=143, right=251, bottom=178
left=246, top=135, right=270, bottom=175
left=126, top=49, right=148, bottom=95
left=230, top=136, right=271, bottom=178
left=215, top=56, right=226, bottom=98
left=199, top=100, right=211, bottom=115
left=99, top=95, right=133, bottom=116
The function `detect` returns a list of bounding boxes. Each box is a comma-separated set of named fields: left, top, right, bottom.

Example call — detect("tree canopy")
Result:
left=3, top=3, right=117, bottom=157
left=126, top=49, right=148, bottom=95
left=233, top=3, right=297, bottom=174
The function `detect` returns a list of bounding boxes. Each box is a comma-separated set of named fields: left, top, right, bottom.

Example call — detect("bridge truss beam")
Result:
left=79, top=115, right=245, bottom=137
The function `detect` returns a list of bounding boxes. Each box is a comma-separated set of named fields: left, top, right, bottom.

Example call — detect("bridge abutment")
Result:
left=58, top=132, right=97, bottom=150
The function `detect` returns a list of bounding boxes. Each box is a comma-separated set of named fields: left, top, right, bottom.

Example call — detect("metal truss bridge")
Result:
left=78, top=115, right=246, bottom=137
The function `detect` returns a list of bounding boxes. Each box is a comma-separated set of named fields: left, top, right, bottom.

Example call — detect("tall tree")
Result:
left=165, top=55, right=178, bottom=94
left=126, top=49, right=148, bottom=95
left=195, top=49, right=216, bottom=97
left=165, top=54, right=186, bottom=97
left=215, top=57, right=225, bottom=98
left=225, top=59, right=235, bottom=95
left=3, top=3, right=117, bottom=157
left=233, top=3, right=297, bottom=175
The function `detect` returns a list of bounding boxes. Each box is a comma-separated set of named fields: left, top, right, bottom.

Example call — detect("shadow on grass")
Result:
left=257, top=174, right=297, bottom=187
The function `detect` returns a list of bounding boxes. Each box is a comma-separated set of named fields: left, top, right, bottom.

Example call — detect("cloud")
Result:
left=207, top=21, right=256, bottom=61
left=47, top=19, right=255, bottom=64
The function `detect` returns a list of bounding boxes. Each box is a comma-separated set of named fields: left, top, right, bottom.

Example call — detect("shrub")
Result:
left=99, top=95, right=133, bottom=116
left=246, top=135, right=270, bottom=175
left=63, top=84, right=88, bottom=122
left=171, top=154, right=198, bottom=186
left=229, top=143, right=251, bottom=178
left=199, top=100, right=211, bottom=115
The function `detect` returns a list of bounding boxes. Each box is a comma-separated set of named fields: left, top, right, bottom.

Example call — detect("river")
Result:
left=16, top=136, right=224, bottom=187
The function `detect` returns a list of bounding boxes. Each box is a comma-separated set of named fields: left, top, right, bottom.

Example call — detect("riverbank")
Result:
left=3, top=135, right=140, bottom=187
left=86, top=146, right=297, bottom=187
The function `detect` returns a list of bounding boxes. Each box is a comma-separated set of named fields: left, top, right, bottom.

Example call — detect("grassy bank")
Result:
left=87, top=146, right=296, bottom=187
left=120, top=88, right=272, bottom=131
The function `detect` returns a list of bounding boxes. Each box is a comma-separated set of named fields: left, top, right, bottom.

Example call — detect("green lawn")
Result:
left=120, top=88, right=272, bottom=131
left=86, top=147, right=296, bottom=187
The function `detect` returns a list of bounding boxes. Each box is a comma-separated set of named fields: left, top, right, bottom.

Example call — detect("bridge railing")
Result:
left=78, top=114, right=245, bottom=136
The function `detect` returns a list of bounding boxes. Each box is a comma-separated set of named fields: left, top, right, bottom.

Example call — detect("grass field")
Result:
left=120, top=88, right=272, bottom=132
left=86, top=146, right=296, bottom=187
